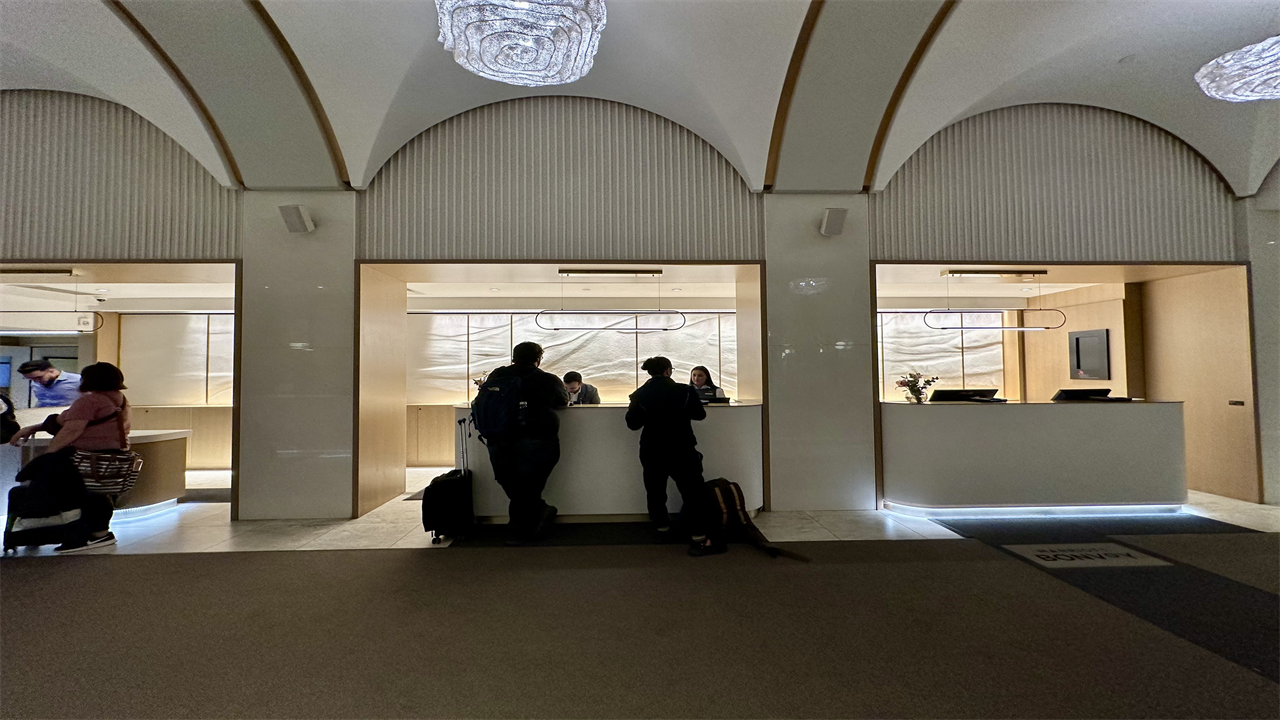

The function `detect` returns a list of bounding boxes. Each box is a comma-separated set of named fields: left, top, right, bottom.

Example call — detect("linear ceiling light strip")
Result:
left=535, top=310, right=687, bottom=333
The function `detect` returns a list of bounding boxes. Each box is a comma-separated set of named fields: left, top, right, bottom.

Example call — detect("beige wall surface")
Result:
left=1144, top=266, right=1259, bottom=503
left=407, top=405, right=457, bottom=467
left=357, top=266, right=408, bottom=516
left=129, top=406, right=232, bottom=470
left=1023, top=285, right=1130, bottom=402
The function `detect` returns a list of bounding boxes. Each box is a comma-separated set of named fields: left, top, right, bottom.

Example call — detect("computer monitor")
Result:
left=928, top=388, right=999, bottom=402
left=1051, top=388, right=1112, bottom=401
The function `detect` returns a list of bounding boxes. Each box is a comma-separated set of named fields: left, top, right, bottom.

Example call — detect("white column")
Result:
left=237, top=191, right=356, bottom=519
left=1239, top=163, right=1280, bottom=506
left=764, top=195, right=877, bottom=510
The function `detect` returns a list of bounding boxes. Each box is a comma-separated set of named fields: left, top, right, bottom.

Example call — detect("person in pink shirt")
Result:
left=10, top=362, right=131, bottom=552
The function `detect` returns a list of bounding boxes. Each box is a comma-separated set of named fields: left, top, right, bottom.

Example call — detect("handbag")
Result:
left=45, top=400, right=144, bottom=495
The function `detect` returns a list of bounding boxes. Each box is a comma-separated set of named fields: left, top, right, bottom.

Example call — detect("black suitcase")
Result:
left=421, top=418, right=474, bottom=544
left=4, top=484, right=80, bottom=554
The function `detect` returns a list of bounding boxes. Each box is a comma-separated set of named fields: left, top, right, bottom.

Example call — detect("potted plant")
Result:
left=896, top=372, right=939, bottom=404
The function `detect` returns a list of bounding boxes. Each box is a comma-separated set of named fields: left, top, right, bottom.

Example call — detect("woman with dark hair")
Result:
left=689, top=366, right=726, bottom=403
left=9, top=362, right=131, bottom=553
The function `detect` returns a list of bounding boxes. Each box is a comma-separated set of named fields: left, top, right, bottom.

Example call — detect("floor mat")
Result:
left=934, top=514, right=1278, bottom=683
left=1114, top=533, right=1280, bottom=594
left=934, top=514, right=1257, bottom=545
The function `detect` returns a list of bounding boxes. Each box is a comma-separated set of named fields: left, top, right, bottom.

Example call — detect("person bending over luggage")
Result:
left=475, top=342, right=569, bottom=545
left=9, top=362, right=131, bottom=553
left=562, top=372, right=601, bottom=405
left=626, top=356, right=725, bottom=556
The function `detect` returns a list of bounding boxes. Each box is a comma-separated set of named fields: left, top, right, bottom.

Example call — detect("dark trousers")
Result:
left=487, top=436, right=560, bottom=538
left=640, top=446, right=707, bottom=536
left=72, top=492, right=114, bottom=540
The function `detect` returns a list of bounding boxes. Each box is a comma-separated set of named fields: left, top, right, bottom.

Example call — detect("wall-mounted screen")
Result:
left=1068, top=329, right=1110, bottom=380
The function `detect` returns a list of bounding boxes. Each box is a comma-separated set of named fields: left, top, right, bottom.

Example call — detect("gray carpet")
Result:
left=2, top=540, right=1277, bottom=719
left=1114, top=533, right=1280, bottom=594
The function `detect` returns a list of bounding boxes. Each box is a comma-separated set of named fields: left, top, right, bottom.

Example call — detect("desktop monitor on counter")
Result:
left=1051, top=388, right=1131, bottom=402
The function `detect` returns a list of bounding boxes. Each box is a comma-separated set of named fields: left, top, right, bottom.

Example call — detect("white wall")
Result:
left=1238, top=163, right=1280, bottom=505
left=238, top=191, right=356, bottom=519
left=764, top=195, right=877, bottom=510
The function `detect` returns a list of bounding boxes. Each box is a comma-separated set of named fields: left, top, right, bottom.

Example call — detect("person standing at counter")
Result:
left=626, top=356, right=725, bottom=556
left=18, top=360, right=83, bottom=408
left=562, top=372, right=600, bottom=405
left=476, top=342, right=570, bottom=545
left=689, top=366, right=726, bottom=403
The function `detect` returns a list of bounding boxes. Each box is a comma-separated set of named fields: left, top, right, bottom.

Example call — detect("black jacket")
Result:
left=626, top=376, right=706, bottom=449
left=484, top=363, right=569, bottom=438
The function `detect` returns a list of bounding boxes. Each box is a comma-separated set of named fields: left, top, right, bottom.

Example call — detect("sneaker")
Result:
left=55, top=533, right=116, bottom=554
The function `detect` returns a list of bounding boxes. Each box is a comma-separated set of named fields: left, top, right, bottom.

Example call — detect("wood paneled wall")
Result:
left=1143, top=267, right=1259, bottom=502
left=128, top=406, right=232, bottom=469
left=406, top=405, right=458, bottom=467
left=1022, top=285, right=1135, bottom=402
left=356, top=266, right=408, bottom=516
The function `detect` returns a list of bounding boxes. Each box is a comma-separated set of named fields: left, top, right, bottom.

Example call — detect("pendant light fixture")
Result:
left=435, top=0, right=607, bottom=87
left=923, top=272, right=1065, bottom=331
left=536, top=271, right=686, bottom=332
left=1195, top=35, right=1280, bottom=102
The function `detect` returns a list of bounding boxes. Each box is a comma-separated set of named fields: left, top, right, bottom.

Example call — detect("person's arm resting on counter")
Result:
left=625, top=399, right=647, bottom=431
left=685, top=387, right=707, bottom=421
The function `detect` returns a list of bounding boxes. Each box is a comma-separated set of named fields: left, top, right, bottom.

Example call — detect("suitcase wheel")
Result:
left=431, top=537, right=442, bottom=545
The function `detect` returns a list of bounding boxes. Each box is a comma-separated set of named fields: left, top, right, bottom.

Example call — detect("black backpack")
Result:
left=0, top=393, right=18, bottom=445
left=705, top=478, right=810, bottom=562
left=472, top=372, right=524, bottom=442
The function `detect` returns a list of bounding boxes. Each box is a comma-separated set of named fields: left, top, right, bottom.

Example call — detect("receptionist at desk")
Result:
left=690, top=366, right=728, bottom=404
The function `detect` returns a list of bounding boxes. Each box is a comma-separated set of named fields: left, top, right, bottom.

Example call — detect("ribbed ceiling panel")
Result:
left=1, top=90, right=239, bottom=260
left=869, top=104, right=1235, bottom=262
left=362, top=97, right=762, bottom=261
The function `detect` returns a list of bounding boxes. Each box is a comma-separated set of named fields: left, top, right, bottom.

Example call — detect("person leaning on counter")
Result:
left=562, top=372, right=600, bottom=405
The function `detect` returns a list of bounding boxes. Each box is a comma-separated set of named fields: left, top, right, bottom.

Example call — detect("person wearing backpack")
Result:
left=473, top=342, right=569, bottom=544
left=625, top=356, right=725, bottom=556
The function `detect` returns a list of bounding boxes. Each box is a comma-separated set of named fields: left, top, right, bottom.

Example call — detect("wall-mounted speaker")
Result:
left=819, top=207, right=847, bottom=237
left=278, top=205, right=315, bottom=234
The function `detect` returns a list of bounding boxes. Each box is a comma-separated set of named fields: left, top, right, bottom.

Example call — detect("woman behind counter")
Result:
left=689, top=366, right=726, bottom=403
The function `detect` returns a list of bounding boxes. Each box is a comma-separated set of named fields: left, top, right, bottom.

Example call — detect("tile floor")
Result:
left=3, top=469, right=1277, bottom=556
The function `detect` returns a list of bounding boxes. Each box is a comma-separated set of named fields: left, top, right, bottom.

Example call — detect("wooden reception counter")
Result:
left=454, top=403, right=764, bottom=519
left=880, top=401, right=1186, bottom=516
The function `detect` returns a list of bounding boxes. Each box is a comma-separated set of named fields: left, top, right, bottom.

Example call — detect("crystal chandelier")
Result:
left=1195, top=35, right=1280, bottom=102
left=435, top=0, right=606, bottom=87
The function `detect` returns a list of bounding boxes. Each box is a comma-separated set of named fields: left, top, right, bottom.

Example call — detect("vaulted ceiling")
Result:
left=2, top=0, right=1277, bottom=195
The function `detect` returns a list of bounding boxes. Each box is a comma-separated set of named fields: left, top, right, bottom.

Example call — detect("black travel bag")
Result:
left=705, top=477, right=809, bottom=562
left=4, top=452, right=87, bottom=554
left=421, top=418, right=475, bottom=544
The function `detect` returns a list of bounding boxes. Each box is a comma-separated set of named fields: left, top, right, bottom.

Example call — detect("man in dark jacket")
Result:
left=481, top=342, right=570, bottom=544
left=626, top=356, right=724, bottom=556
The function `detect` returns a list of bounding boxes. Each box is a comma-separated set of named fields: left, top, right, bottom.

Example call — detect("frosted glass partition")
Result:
left=877, top=312, right=1004, bottom=400
left=119, top=314, right=235, bottom=405
left=408, top=312, right=739, bottom=404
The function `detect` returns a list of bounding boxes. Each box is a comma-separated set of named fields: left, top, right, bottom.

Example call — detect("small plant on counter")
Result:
left=896, top=372, right=939, bottom=404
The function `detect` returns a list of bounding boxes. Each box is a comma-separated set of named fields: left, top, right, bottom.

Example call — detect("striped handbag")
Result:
left=72, top=450, right=143, bottom=495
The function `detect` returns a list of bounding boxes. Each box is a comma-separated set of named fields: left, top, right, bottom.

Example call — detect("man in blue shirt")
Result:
left=18, top=360, right=82, bottom=407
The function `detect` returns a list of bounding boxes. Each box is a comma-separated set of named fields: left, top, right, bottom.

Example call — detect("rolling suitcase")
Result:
left=421, top=418, right=474, bottom=544
left=4, top=454, right=86, bottom=554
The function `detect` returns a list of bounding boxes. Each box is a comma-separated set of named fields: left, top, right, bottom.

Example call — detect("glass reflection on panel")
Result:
left=206, top=315, right=235, bottom=405
left=407, top=314, right=468, bottom=404
left=718, top=314, right=738, bottom=399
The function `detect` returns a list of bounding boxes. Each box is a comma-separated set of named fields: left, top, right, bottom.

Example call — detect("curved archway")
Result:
left=362, top=96, right=763, bottom=261
left=869, top=103, right=1235, bottom=263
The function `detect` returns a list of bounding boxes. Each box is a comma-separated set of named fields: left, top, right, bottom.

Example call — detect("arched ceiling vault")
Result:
left=1, top=0, right=1276, bottom=197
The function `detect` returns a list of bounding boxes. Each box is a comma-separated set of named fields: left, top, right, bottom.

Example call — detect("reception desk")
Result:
left=454, top=403, right=763, bottom=519
left=4, top=408, right=191, bottom=510
left=881, top=401, right=1186, bottom=516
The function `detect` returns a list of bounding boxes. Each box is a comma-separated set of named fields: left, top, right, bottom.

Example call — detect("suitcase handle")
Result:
left=456, top=417, right=470, bottom=472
